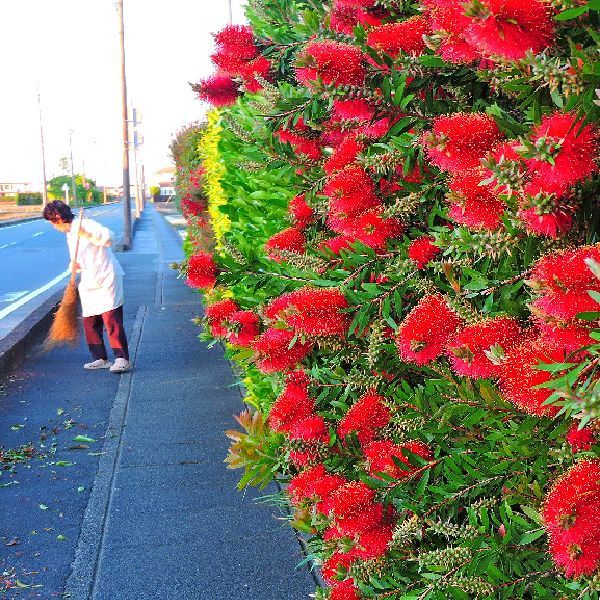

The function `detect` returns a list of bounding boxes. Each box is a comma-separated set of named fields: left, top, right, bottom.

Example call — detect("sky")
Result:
left=0, top=0, right=245, bottom=188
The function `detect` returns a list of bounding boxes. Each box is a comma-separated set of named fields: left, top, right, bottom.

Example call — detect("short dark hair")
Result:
left=43, top=200, right=74, bottom=223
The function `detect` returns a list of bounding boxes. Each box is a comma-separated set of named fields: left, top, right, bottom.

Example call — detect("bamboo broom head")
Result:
left=43, top=281, right=80, bottom=351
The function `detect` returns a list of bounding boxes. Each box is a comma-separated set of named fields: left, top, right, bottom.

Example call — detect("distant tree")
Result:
left=48, top=175, right=100, bottom=204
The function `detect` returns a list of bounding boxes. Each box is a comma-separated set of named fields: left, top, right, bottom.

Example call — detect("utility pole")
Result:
left=227, top=0, right=233, bottom=24
left=69, top=129, right=78, bottom=207
left=118, top=0, right=132, bottom=250
left=37, top=88, right=48, bottom=207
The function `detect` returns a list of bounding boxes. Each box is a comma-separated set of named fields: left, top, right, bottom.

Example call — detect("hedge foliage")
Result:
left=174, top=1, right=600, bottom=598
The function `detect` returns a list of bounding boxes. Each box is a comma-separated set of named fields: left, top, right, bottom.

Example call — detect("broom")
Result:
left=44, top=210, right=85, bottom=350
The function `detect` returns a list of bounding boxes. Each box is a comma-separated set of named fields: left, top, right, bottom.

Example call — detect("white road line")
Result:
left=31, top=232, right=44, bottom=238
left=0, top=291, right=28, bottom=302
left=0, top=242, right=17, bottom=250
left=0, top=269, right=70, bottom=320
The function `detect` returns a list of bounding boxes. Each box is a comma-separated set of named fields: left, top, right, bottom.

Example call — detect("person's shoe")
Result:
left=84, top=359, right=113, bottom=370
left=110, top=358, right=132, bottom=373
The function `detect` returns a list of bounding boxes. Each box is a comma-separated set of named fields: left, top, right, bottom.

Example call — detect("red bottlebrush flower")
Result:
left=187, top=252, right=217, bottom=290
left=338, top=392, right=391, bottom=445
left=288, top=464, right=347, bottom=510
left=519, top=206, right=573, bottom=238
left=213, top=24, right=257, bottom=60
left=425, top=113, right=504, bottom=172
left=408, top=236, right=441, bottom=269
left=268, top=374, right=315, bottom=433
left=447, top=169, right=506, bottom=231
left=566, top=423, right=596, bottom=453
left=205, top=298, right=239, bottom=337
left=322, top=552, right=357, bottom=584
left=426, top=0, right=481, bottom=64
left=538, top=322, right=594, bottom=356
left=330, top=209, right=403, bottom=252
left=396, top=295, right=463, bottom=365
left=289, top=415, right=330, bottom=443
left=275, top=126, right=322, bottom=161
left=266, top=287, right=351, bottom=337
left=354, top=523, right=394, bottom=559
left=288, top=194, right=314, bottom=229
left=364, top=439, right=432, bottom=479
left=180, top=197, right=205, bottom=220
left=253, top=328, right=313, bottom=373
left=326, top=165, right=381, bottom=221
left=330, top=578, right=360, bottom=600
left=264, top=228, right=306, bottom=262
left=525, top=112, right=599, bottom=189
left=528, top=245, right=600, bottom=322
left=330, top=0, right=382, bottom=35
left=498, top=338, right=566, bottom=416
left=325, top=136, right=365, bottom=175
left=195, top=74, right=240, bottom=107
left=296, top=40, right=367, bottom=88
left=367, top=16, right=430, bottom=58
left=357, top=116, right=393, bottom=140
left=447, top=317, right=523, bottom=379
left=331, top=99, right=375, bottom=124
left=320, top=235, right=355, bottom=256
left=227, top=310, right=260, bottom=347
left=542, top=460, right=600, bottom=578
left=330, top=481, right=377, bottom=520
left=462, top=0, right=555, bottom=61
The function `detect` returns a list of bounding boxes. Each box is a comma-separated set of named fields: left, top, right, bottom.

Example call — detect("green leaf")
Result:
left=73, top=435, right=96, bottom=443
left=554, top=5, right=588, bottom=19
left=518, top=529, right=545, bottom=545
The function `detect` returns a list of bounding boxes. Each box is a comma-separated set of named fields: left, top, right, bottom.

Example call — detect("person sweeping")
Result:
left=43, top=200, right=132, bottom=373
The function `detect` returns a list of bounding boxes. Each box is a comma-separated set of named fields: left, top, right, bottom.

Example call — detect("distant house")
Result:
left=153, top=166, right=176, bottom=201
left=0, top=182, right=32, bottom=196
left=159, top=182, right=175, bottom=196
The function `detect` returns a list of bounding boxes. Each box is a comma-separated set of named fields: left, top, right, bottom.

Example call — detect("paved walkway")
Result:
left=0, top=206, right=315, bottom=599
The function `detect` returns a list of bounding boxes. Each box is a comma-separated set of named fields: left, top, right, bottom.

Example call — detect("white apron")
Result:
left=66, top=218, right=125, bottom=318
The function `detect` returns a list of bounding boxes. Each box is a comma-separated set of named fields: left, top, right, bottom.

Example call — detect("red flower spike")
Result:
left=542, top=460, right=600, bottom=578
left=462, top=0, right=555, bottom=61
left=425, top=113, right=504, bottom=172
left=408, top=236, right=441, bottom=269
left=396, top=295, right=463, bottom=365
left=329, top=481, right=377, bottom=520
left=205, top=298, right=239, bottom=337
left=426, top=0, right=481, bottom=64
left=367, top=16, right=430, bottom=58
left=275, top=128, right=322, bottom=161
left=330, top=0, right=382, bottom=35
left=289, top=415, right=330, bottom=444
left=265, top=287, right=351, bottom=337
left=253, top=328, right=313, bottom=373
left=566, top=423, right=596, bottom=453
left=268, top=382, right=315, bottom=432
left=528, top=245, right=600, bottom=322
left=498, top=338, right=567, bottom=417
left=447, top=168, right=506, bottom=231
left=187, top=252, right=217, bottom=290
left=296, top=40, right=367, bottom=88
left=354, top=523, right=394, bottom=559
left=195, top=74, right=240, bottom=107
left=331, top=99, right=375, bottom=124
left=446, top=317, right=523, bottom=379
left=288, top=194, right=314, bottom=229
left=324, top=136, right=365, bottom=175
left=227, top=310, right=260, bottom=347
left=330, top=578, right=360, bottom=600
left=526, top=112, right=599, bottom=189
left=326, top=165, right=381, bottom=222
left=322, top=552, right=357, bottom=584
left=265, top=228, right=306, bottom=262
left=213, top=25, right=256, bottom=59
left=332, top=209, right=404, bottom=253
left=338, top=392, right=391, bottom=446
left=364, top=439, right=432, bottom=479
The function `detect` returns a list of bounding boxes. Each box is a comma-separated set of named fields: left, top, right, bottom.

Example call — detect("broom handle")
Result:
left=70, top=210, right=85, bottom=286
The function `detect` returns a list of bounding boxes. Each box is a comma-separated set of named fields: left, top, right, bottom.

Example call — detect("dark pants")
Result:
left=83, top=306, right=129, bottom=361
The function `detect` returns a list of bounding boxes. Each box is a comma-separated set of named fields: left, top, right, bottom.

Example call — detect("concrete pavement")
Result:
left=0, top=205, right=315, bottom=599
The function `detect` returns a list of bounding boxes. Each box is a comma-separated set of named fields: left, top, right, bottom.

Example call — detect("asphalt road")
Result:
left=0, top=204, right=126, bottom=340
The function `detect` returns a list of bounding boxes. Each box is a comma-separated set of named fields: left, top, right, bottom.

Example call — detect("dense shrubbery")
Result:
left=174, top=1, right=600, bottom=597
left=15, top=192, right=43, bottom=206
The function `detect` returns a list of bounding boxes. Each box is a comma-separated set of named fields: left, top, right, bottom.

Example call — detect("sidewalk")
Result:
left=0, top=206, right=315, bottom=599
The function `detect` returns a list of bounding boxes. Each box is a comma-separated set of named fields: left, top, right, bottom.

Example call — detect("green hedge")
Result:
left=16, top=192, right=43, bottom=206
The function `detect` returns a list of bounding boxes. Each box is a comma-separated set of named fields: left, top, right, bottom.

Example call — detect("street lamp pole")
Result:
left=37, top=88, right=49, bottom=207
left=69, top=129, right=78, bottom=207
left=118, top=0, right=132, bottom=250
left=227, top=0, right=233, bottom=24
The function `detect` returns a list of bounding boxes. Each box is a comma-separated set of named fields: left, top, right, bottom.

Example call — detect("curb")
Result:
left=0, top=213, right=141, bottom=383
left=0, top=290, right=63, bottom=382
